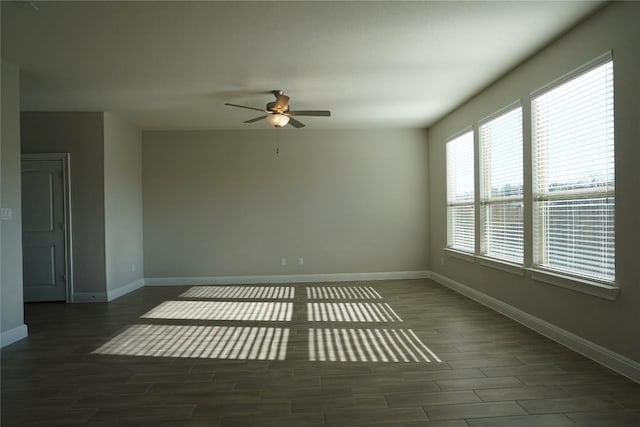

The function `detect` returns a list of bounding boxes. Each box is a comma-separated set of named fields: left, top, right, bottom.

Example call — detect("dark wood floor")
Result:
left=2, top=279, right=639, bottom=426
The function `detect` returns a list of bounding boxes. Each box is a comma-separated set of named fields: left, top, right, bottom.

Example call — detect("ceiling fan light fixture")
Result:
left=225, top=91, right=330, bottom=128
left=267, top=113, right=290, bottom=128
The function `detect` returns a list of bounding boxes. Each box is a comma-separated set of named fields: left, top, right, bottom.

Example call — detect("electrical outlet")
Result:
left=131, top=263, right=136, bottom=272
left=298, top=257, right=304, bottom=265
left=281, top=257, right=287, bottom=266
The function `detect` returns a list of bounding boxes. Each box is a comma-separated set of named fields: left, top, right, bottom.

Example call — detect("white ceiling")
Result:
left=1, top=1, right=604, bottom=130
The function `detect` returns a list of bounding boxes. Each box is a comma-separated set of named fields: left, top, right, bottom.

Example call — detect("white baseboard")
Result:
left=430, top=272, right=640, bottom=384
left=72, top=292, right=108, bottom=303
left=0, top=324, right=28, bottom=348
left=144, top=270, right=431, bottom=286
left=107, top=278, right=145, bottom=301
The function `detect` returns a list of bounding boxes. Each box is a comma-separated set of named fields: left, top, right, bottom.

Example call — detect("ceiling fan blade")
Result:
left=287, top=117, right=306, bottom=128
left=289, top=110, right=331, bottom=117
left=243, top=115, right=269, bottom=124
left=224, top=103, right=266, bottom=113
left=273, top=94, right=290, bottom=112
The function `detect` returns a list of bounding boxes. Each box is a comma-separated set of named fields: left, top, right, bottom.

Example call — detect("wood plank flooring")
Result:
left=2, top=279, right=639, bottom=426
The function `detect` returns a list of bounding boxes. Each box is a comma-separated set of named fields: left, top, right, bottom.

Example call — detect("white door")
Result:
left=21, top=157, right=69, bottom=302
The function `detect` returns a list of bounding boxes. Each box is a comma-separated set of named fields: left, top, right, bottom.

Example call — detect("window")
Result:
left=480, top=106, right=523, bottom=263
left=446, top=130, right=475, bottom=252
left=532, top=57, right=614, bottom=282
left=443, top=54, right=616, bottom=292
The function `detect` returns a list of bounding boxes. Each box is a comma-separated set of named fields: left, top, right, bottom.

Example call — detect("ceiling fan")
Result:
left=224, top=90, right=331, bottom=128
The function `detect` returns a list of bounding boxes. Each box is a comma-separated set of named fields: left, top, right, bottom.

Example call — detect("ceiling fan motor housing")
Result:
left=266, top=101, right=288, bottom=114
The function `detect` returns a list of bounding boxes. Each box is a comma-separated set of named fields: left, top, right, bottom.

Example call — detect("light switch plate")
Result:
left=0, top=208, right=13, bottom=221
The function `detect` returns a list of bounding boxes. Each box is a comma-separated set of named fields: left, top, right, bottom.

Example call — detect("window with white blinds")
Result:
left=532, top=57, right=614, bottom=282
left=446, top=131, right=475, bottom=253
left=480, top=106, right=523, bottom=263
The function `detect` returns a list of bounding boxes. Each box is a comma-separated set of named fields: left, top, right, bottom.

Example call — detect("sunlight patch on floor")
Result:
left=307, top=302, right=402, bottom=322
left=308, top=328, right=440, bottom=363
left=181, top=286, right=295, bottom=299
left=93, top=325, right=289, bottom=360
left=306, top=286, right=382, bottom=300
left=141, top=301, right=293, bottom=321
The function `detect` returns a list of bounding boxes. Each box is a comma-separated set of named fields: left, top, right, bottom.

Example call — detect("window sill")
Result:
left=527, top=268, right=619, bottom=301
left=476, top=256, right=525, bottom=276
left=444, top=248, right=476, bottom=263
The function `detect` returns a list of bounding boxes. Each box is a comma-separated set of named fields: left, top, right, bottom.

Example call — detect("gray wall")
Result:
left=1, top=60, right=26, bottom=345
left=428, top=2, right=640, bottom=362
left=143, top=129, right=429, bottom=278
left=104, top=113, right=144, bottom=291
left=21, top=112, right=107, bottom=295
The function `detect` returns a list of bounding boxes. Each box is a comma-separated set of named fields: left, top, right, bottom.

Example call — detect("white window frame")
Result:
left=446, top=129, right=475, bottom=254
left=479, top=103, right=524, bottom=265
left=530, top=52, right=615, bottom=286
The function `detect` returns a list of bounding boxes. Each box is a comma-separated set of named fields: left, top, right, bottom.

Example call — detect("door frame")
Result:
left=21, top=153, right=73, bottom=302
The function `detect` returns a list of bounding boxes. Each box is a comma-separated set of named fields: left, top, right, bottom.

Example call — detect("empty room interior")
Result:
left=1, top=1, right=639, bottom=426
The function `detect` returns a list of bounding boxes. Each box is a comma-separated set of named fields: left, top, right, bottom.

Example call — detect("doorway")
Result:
left=21, top=153, right=72, bottom=302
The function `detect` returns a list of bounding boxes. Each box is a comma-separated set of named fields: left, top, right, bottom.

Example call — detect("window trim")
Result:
left=478, top=102, right=524, bottom=264
left=443, top=247, right=477, bottom=263
left=527, top=267, right=619, bottom=301
left=530, top=54, right=615, bottom=284
left=445, top=126, right=474, bottom=144
left=477, top=256, right=525, bottom=276
left=445, top=128, right=476, bottom=254
left=530, top=51, right=612, bottom=99
left=478, top=100, right=523, bottom=129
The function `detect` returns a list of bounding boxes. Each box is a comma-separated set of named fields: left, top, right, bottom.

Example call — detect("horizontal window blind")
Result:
left=483, top=202, right=524, bottom=263
left=532, top=58, right=614, bottom=282
left=449, top=205, right=475, bottom=252
left=480, top=106, right=523, bottom=263
left=536, top=198, right=614, bottom=279
left=446, top=131, right=475, bottom=252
